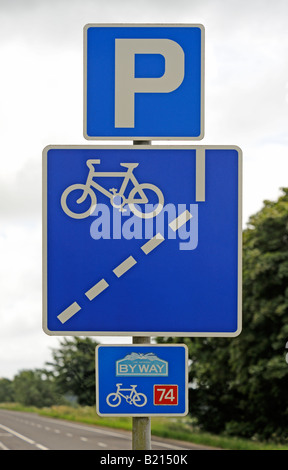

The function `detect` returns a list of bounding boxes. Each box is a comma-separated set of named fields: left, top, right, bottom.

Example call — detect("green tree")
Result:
left=227, top=187, right=288, bottom=439
left=160, top=188, right=288, bottom=440
left=13, top=369, right=60, bottom=407
left=47, top=337, right=98, bottom=406
left=0, top=378, right=14, bottom=402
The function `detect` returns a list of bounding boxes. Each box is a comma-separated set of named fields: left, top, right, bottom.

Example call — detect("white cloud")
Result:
left=243, top=143, right=288, bottom=225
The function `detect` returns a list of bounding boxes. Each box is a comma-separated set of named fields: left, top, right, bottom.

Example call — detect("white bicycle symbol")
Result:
left=106, top=383, right=147, bottom=408
left=61, top=159, right=164, bottom=219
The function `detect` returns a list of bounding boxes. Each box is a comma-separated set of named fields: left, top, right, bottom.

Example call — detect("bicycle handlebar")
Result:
left=86, top=159, right=101, bottom=170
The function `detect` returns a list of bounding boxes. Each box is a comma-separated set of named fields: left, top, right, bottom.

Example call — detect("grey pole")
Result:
left=132, top=336, right=151, bottom=450
left=132, top=139, right=152, bottom=450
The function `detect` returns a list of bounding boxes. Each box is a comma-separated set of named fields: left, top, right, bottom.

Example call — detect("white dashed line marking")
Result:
left=0, top=424, right=49, bottom=450
left=169, top=210, right=192, bottom=231
left=113, top=255, right=137, bottom=278
left=97, top=441, right=108, bottom=447
left=57, top=210, right=192, bottom=324
left=57, top=301, right=81, bottom=324
left=85, top=278, right=109, bottom=300
left=141, top=233, right=165, bottom=254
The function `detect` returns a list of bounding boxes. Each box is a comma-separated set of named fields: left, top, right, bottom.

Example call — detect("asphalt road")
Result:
left=0, top=409, right=214, bottom=451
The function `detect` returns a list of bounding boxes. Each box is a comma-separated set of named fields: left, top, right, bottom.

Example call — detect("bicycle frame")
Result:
left=115, top=384, right=138, bottom=401
left=83, top=163, right=148, bottom=204
left=61, top=159, right=164, bottom=220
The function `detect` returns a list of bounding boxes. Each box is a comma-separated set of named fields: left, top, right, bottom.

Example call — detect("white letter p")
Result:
left=115, top=38, right=185, bottom=128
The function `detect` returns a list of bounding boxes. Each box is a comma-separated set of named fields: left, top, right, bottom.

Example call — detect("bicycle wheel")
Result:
left=132, top=393, right=147, bottom=407
left=61, top=184, right=97, bottom=219
left=106, top=393, right=121, bottom=407
left=128, top=183, right=164, bottom=219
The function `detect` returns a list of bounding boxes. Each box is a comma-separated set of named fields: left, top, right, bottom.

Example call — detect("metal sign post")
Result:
left=132, top=336, right=151, bottom=450
left=132, top=140, right=151, bottom=450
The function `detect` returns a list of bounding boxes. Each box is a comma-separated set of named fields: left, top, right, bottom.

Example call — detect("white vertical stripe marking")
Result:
left=196, top=147, right=206, bottom=202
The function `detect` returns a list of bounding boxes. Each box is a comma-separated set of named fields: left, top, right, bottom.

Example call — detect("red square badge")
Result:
left=154, top=385, right=178, bottom=405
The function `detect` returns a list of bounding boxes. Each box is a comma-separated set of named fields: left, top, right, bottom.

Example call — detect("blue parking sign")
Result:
left=42, top=145, right=242, bottom=337
left=96, top=344, right=188, bottom=416
left=84, top=24, right=204, bottom=140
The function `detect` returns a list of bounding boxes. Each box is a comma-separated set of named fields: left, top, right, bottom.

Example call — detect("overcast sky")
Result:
left=0, top=0, right=288, bottom=379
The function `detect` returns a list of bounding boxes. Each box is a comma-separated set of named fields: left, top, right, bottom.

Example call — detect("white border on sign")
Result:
left=95, top=344, right=188, bottom=417
left=83, top=23, right=205, bottom=141
left=42, top=144, right=242, bottom=338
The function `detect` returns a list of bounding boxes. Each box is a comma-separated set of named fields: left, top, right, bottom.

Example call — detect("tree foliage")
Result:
left=13, top=369, right=61, bottom=407
left=0, top=378, right=14, bottom=402
left=0, top=338, right=98, bottom=407
left=47, top=337, right=98, bottom=406
left=160, top=188, right=288, bottom=440
left=1, top=189, right=288, bottom=439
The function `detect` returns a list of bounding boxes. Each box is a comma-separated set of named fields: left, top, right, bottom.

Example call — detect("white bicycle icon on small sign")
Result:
left=61, top=159, right=164, bottom=219
left=106, top=383, right=147, bottom=408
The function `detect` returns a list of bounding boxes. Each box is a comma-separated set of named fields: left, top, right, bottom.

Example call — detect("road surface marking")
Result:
left=0, top=441, right=9, bottom=450
left=98, top=441, right=108, bottom=447
left=113, top=255, right=137, bottom=278
left=85, top=278, right=109, bottom=300
left=151, top=439, right=189, bottom=450
left=57, top=301, right=81, bottom=324
left=36, top=443, right=49, bottom=450
left=141, top=233, right=165, bottom=254
left=0, top=423, right=49, bottom=450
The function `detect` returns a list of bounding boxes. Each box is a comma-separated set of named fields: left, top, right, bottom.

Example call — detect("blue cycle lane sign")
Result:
left=96, top=344, right=188, bottom=416
left=84, top=24, right=204, bottom=140
left=42, top=144, right=242, bottom=337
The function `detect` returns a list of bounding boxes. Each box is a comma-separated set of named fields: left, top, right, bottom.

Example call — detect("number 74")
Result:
left=153, top=385, right=178, bottom=405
